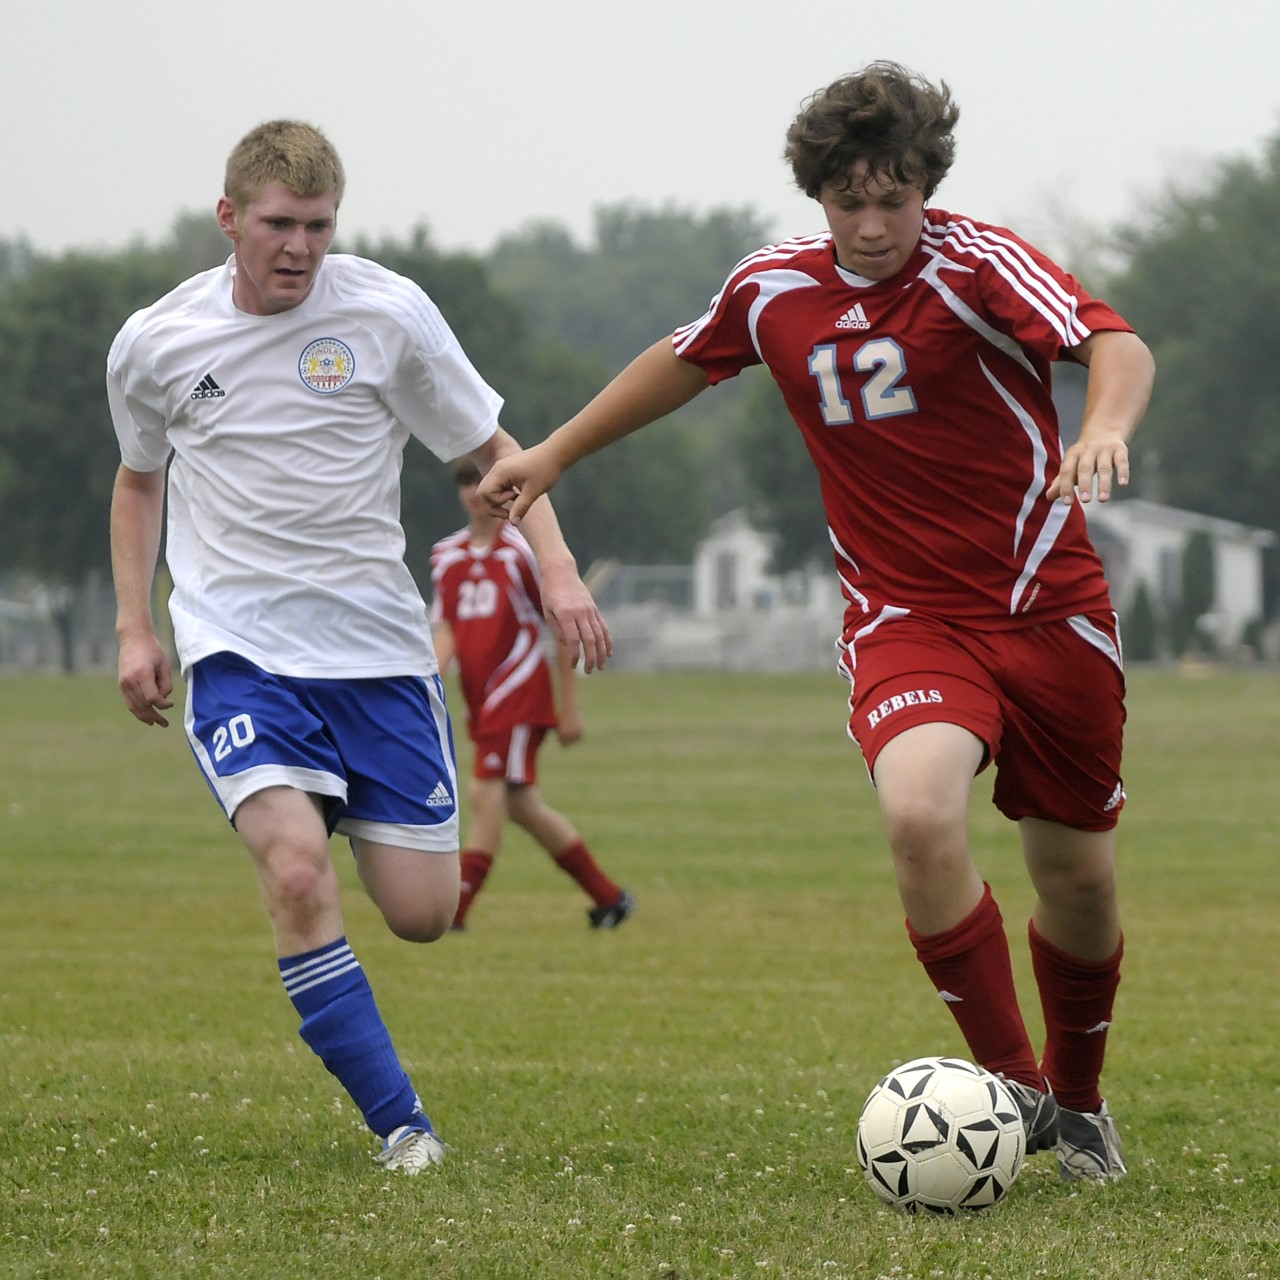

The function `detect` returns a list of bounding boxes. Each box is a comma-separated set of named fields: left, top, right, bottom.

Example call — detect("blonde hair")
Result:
left=224, top=120, right=346, bottom=209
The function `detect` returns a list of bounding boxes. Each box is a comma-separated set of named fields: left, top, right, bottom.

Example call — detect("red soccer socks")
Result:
left=452, top=850, right=494, bottom=928
left=553, top=839, right=621, bottom=909
left=907, top=884, right=1042, bottom=1088
left=1029, top=920, right=1123, bottom=1113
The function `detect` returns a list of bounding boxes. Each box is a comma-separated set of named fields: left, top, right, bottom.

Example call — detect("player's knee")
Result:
left=881, top=792, right=966, bottom=861
left=382, top=896, right=458, bottom=944
left=468, top=776, right=509, bottom=821
left=259, top=847, right=338, bottom=927
left=506, top=786, right=541, bottom=827
left=397, top=920, right=450, bottom=944
left=385, top=909, right=451, bottom=944
left=1046, top=862, right=1117, bottom=916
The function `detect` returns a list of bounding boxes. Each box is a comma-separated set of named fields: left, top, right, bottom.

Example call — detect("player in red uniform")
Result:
left=431, top=461, right=635, bottom=931
left=476, top=63, right=1154, bottom=1182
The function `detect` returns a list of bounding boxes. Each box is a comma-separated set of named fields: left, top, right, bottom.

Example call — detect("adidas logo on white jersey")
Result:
left=425, top=781, right=453, bottom=808
left=835, top=303, right=871, bottom=330
left=190, top=372, right=226, bottom=400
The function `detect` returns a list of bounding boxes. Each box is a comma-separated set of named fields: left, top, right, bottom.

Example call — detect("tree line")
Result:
left=0, top=204, right=755, bottom=598
left=2, top=135, right=1278, bottom=659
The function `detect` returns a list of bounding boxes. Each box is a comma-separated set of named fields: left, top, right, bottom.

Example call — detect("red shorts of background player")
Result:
left=839, top=610, right=1126, bottom=831
left=470, top=724, right=548, bottom=785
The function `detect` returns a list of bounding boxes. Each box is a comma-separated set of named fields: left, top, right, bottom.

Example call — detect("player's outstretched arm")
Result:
left=478, top=338, right=711, bottom=525
left=1048, top=330, right=1155, bottom=505
left=110, top=464, right=175, bottom=727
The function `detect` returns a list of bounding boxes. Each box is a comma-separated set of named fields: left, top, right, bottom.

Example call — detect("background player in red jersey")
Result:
left=431, top=462, right=635, bottom=932
left=476, top=63, right=1155, bottom=1181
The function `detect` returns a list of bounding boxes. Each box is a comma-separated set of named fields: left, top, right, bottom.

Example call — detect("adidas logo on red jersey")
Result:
left=835, top=303, right=871, bottom=330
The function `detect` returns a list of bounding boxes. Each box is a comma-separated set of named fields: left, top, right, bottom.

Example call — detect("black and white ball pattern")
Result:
left=856, top=1056, right=1027, bottom=1214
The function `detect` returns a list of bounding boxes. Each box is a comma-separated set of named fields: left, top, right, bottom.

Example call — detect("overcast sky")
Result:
left=4, top=0, right=1277, bottom=263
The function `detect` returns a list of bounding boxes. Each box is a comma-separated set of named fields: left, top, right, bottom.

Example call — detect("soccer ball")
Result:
left=856, top=1056, right=1026, bottom=1214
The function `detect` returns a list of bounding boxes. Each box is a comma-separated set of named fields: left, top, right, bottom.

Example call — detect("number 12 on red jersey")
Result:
left=807, top=339, right=918, bottom=426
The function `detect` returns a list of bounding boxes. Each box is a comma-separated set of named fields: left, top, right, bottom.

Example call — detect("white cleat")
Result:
left=376, top=1123, right=446, bottom=1174
left=1054, top=1099, right=1127, bottom=1182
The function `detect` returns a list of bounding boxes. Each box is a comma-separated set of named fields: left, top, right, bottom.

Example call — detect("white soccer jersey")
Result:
left=107, top=254, right=502, bottom=678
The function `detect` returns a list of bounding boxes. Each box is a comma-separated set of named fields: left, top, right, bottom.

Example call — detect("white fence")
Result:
left=603, top=602, right=843, bottom=674
left=0, top=575, right=119, bottom=672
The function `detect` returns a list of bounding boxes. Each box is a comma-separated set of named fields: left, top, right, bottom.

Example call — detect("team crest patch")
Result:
left=298, top=337, right=355, bottom=394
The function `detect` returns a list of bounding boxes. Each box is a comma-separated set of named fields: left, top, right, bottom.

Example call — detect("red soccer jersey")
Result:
left=430, top=524, right=556, bottom=735
left=674, top=210, right=1132, bottom=630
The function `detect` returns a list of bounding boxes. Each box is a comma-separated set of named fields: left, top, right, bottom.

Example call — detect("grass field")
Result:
left=2, top=667, right=1279, bottom=1279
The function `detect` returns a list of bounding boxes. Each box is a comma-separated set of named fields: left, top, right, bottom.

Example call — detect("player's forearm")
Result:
left=470, top=429, right=577, bottom=573
left=431, top=624, right=456, bottom=674
left=109, top=465, right=165, bottom=639
left=1076, top=330, right=1155, bottom=444
left=541, top=338, right=711, bottom=472
left=507, top=489, right=578, bottom=578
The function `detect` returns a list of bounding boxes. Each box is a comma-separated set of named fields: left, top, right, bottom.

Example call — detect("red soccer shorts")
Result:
left=839, top=610, right=1126, bottom=831
left=470, top=723, right=547, bottom=785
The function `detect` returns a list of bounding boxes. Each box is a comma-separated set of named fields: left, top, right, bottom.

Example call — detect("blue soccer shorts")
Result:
left=184, top=651, right=460, bottom=852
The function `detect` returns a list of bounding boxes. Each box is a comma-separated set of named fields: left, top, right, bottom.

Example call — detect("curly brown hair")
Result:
left=784, top=62, right=959, bottom=200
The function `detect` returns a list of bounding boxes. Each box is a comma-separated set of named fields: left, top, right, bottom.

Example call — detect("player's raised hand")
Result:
left=1049, top=330, right=1150, bottom=505
left=539, top=562, right=613, bottom=674
left=1048, top=434, right=1130, bottom=505
left=478, top=443, right=563, bottom=526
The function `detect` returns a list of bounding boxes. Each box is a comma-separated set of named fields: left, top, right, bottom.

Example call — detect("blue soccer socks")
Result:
left=278, top=937, right=420, bottom=1138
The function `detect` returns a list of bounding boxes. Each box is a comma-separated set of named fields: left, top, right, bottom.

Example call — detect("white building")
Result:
left=599, top=500, right=1276, bottom=671
left=1082, top=498, right=1275, bottom=654
left=602, top=509, right=844, bottom=672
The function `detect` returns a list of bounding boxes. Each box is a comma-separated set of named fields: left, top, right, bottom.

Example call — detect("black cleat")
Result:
left=588, top=889, right=636, bottom=930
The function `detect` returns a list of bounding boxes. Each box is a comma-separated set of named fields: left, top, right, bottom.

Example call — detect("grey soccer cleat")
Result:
left=998, top=1076, right=1061, bottom=1154
left=1053, top=1099, right=1127, bottom=1181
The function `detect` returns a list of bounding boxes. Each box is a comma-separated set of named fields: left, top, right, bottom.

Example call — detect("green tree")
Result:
left=0, top=248, right=180, bottom=580
left=0, top=247, right=182, bottom=668
left=165, top=211, right=231, bottom=276
left=488, top=203, right=771, bottom=374
left=0, top=237, right=36, bottom=292
left=1123, top=578, right=1160, bottom=662
left=1107, top=135, right=1280, bottom=609
left=736, top=372, right=828, bottom=573
left=0, top=210, right=229, bottom=591
left=354, top=230, right=707, bottom=569
left=0, top=208, right=741, bottom=663
left=487, top=203, right=776, bottom=525
left=1170, top=529, right=1217, bottom=657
